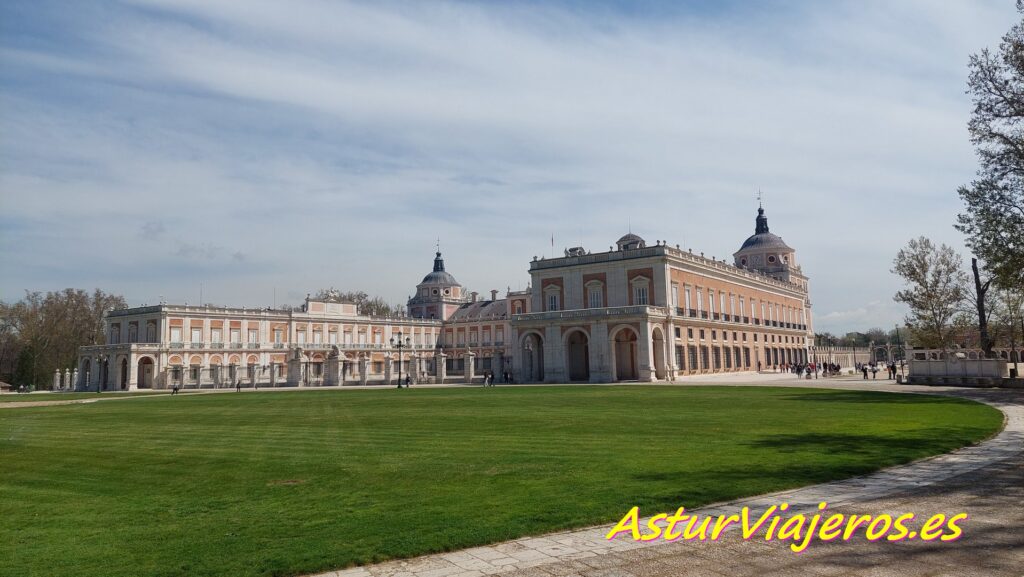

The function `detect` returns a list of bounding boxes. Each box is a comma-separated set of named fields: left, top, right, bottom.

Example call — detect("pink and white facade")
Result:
left=76, top=208, right=812, bottom=389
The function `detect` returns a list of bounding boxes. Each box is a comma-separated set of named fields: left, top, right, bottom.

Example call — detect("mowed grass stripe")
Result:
left=0, top=385, right=1002, bottom=577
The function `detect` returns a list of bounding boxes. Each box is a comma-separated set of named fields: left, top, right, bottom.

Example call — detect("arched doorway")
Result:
left=651, top=327, right=666, bottom=380
left=119, top=358, right=129, bottom=390
left=612, top=327, right=638, bottom=381
left=521, top=332, right=544, bottom=382
left=137, top=357, right=155, bottom=389
left=565, top=330, right=590, bottom=382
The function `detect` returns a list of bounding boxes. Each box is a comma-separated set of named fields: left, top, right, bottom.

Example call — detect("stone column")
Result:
left=358, top=354, right=368, bottom=385
left=64, top=369, right=71, bottom=391
left=287, top=348, right=303, bottom=387
left=638, top=322, right=655, bottom=381
left=665, top=323, right=677, bottom=381
left=53, top=369, right=61, bottom=391
left=384, top=354, right=393, bottom=386
left=465, top=351, right=476, bottom=383
left=590, top=322, right=611, bottom=382
left=72, top=368, right=80, bottom=391
left=543, top=325, right=564, bottom=383
left=324, top=348, right=340, bottom=387
left=270, top=362, right=278, bottom=387
left=492, top=351, right=503, bottom=381
left=435, top=350, right=447, bottom=383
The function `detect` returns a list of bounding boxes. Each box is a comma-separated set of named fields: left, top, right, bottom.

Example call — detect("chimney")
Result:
left=490, top=289, right=498, bottom=301
left=471, top=291, right=478, bottom=303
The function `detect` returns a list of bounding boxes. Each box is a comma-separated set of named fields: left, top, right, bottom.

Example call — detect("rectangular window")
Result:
left=211, top=328, right=222, bottom=343
left=699, top=329, right=705, bottom=340
left=744, top=347, right=751, bottom=367
left=588, top=288, right=602, bottom=309
left=713, top=347, right=722, bottom=370
left=701, top=346, right=710, bottom=370
left=687, top=328, right=694, bottom=339
left=329, top=331, right=337, bottom=344
left=313, top=331, right=322, bottom=344
left=191, top=328, right=202, bottom=343
left=730, top=294, right=736, bottom=318
left=634, top=286, right=649, bottom=306
left=688, top=345, right=698, bottom=370
left=248, top=329, right=258, bottom=343
left=128, top=325, right=138, bottom=343
left=724, top=347, right=732, bottom=369
left=708, top=290, right=714, bottom=315
left=297, top=331, right=306, bottom=344
left=147, top=323, right=157, bottom=343
left=547, top=293, right=558, bottom=311
left=230, top=328, right=240, bottom=343
left=684, top=287, right=692, bottom=311
left=720, top=293, right=726, bottom=318
left=675, top=346, right=685, bottom=370
left=671, top=284, right=679, bottom=309
left=273, top=330, right=283, bottom=343
left=697, top=291, right=703, bottom=312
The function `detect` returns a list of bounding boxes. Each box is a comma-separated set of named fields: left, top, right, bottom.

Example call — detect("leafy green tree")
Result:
left=956, top=3, right=1024, bottom=289
left=892, top=237, right=967, bottom=349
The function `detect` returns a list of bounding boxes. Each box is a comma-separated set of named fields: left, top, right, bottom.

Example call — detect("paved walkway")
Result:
left=309, top=381, right=1023, bottom=577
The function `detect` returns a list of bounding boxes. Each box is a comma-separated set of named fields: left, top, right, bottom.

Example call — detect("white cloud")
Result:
left=0, top=0, right=1015, bottom=326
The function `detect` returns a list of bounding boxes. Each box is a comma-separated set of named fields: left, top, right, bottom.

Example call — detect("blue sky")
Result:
left=0, top=0, right=1016, bottom=333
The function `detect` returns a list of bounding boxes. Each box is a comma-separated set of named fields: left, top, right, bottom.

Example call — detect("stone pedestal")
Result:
left=53, top=369, right=61, bottom=391
left=358, top=355, right=369, bottom=385
left=324, top=348, right=340, bottom=387
left=384, top=355, right=394, bottom=386
left=72, top=368, right=80, bottom=391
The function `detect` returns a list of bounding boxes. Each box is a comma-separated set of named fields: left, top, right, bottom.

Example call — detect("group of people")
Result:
left=480, top=371, right=514, bottom=386
left=857, top=362, right=901, bottom=380
left=761, top=362, right=841, bottom=378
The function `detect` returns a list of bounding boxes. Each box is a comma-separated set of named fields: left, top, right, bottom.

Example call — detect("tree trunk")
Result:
left=973, top=258, right=994, bottom=358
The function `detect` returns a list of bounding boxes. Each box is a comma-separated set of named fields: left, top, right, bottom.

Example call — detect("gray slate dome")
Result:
left=737, top=207, right=792, bottom=252
left=616, top=233, right=646, bottom=250
left=421, top=252, right=460, bottom=285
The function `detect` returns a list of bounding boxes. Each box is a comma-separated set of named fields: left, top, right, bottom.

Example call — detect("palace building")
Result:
left=74, top=207, right=813, bottom=390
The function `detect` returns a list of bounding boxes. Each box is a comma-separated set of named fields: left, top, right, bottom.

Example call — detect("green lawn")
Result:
left=0, top=386, right=1003, bottom=577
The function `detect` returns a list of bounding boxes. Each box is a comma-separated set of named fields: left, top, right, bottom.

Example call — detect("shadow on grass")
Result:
left=774, top=390, right=976, bottom=405
left=745, top=429, right=985, bottom=455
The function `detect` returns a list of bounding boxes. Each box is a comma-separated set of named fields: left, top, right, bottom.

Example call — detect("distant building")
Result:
left=510, top=207, right=813, bottom=382
left=75, top=207, right=813, bottom=390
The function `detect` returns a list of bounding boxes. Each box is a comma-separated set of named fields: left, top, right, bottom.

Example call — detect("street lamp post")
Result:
left=895, top=325, right=905, bottom=379
left=390, top=331, right=412, bottom=388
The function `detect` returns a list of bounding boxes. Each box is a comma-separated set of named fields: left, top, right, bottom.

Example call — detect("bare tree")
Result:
left=892, top=237, right=968, bottom=349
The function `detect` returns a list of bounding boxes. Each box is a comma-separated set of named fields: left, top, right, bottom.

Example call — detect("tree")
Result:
left=956, top=3, right=1024, bottom=289
left=0, top=289, right=126, bottom=388
left=964, top=257, right=997, bottom=357
left=892, top=237, right=968, bottom=349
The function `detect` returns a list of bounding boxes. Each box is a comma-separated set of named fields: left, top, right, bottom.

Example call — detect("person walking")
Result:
left=405, top=374, right=411, bottom=387
left=862, top=365, right=869, bottom=380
